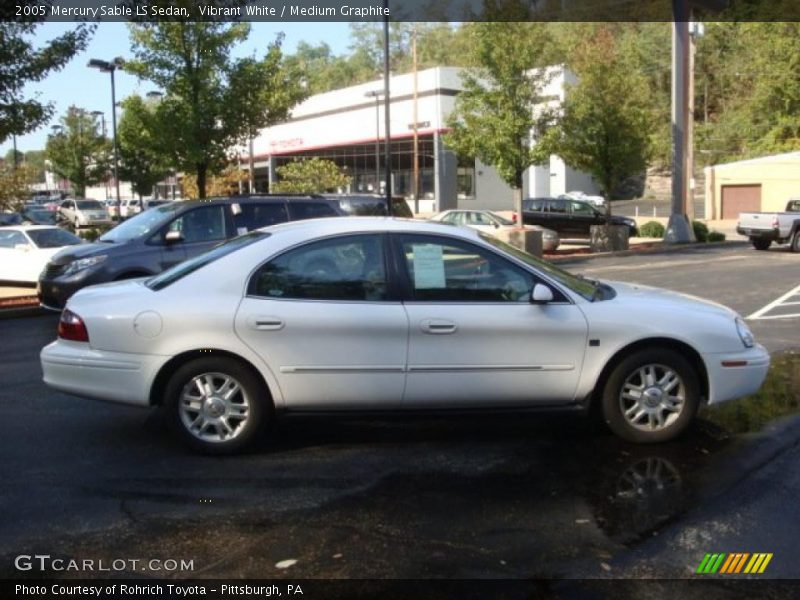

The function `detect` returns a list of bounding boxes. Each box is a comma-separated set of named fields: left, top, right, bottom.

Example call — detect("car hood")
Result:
left=49, top=241, right=119, bottom=264
left=607, top=280, right=737, bottom=319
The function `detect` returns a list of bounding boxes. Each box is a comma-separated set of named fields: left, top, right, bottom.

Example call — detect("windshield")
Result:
left=27, top=228, right=82, bottom=248
left=478, top=233, right=598, bottom=301
left=488, top=211, right=515, bottom=226
left=146, top=231, right=269, bottom=291
left=99, top=202, right=182, bottom=243
left=76, top=200, right=105, bottom=210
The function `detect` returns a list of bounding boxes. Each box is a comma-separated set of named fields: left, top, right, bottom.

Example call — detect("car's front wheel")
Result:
left=164, top=357, right=269, bottom=454
left=601, top=348, right=700, bottom=443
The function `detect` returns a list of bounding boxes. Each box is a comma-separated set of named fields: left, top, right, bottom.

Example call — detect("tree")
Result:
left=45, top=107, right=110, bottom=197
left=181, top=164, right=246, bottom=199
left=536, top=29, right=652, bottom=215
left=0, top=162, right=37, bottom=212
left=126, top=21, right=306, bottom=198
left=0, top=18, right=93, bottom=144
left=445, top=14, right=557, bottom=222
left=272, top=158, right=350, bottom=194
left=117, top=95, right=169, bottom=199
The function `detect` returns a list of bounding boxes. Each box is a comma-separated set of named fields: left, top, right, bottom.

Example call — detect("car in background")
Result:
left=40, top=217, right=769, bottom=453
left=325, top=194, right=414, bottom=218
left=120, top=198, right=145, bottom=219
left=38, top=195, right=345, bottom=310
left=20, top=206, right=59, bottom=225
left=559, top=191, right=606, bottom=207
left=0, top=212, right=24, bottom=226
left=0, top=226, right=83, bottom=283
left=430, top=209, right=560, bottom=252
left=521, top=197, right=638, bottom=238
left=58, top=199, right=112, bottom=228
left=736, top=199, right=800, bottom=251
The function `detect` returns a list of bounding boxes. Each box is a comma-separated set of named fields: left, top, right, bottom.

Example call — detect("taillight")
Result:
left=58, top=309, right=89, bottom=343
left=772, top=216, right=779, bottom=229
left=512, top=212, right=518, bottom=223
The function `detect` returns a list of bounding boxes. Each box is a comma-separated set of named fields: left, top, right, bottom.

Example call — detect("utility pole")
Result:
left=383, top=2, right=392, bottom=215
left=412, top=26, right=420, bottom=215
left=665, top=0, right=696, bottom=242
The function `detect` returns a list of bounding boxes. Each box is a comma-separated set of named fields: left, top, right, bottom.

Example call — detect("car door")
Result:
left=59, top=200, right=74, bottom=223
left=159, top=204, right=229, bottom=268
left=394, top=233, right=588, bottom=408
left=568, top=200, right=600, bottom=235
left=0, top=230, right=29, bottom=281
left=234, top=233, right=408, bottom=409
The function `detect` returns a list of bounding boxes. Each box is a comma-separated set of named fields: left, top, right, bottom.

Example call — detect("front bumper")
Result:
left=38, top=266, right=108, bottom=310
left=41, top=340, right=165, bottom=407
left=705, top=344, right=771, bottom=405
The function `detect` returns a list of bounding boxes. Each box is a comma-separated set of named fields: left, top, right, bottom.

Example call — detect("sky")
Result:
left=2, top=21, right=352, bottom=155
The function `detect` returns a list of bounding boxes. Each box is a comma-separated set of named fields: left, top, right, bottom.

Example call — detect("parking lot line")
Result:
left=747, top=283, right=800, bottom=320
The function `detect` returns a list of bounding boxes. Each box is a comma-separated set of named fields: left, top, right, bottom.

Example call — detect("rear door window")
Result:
left=235, top=202, right=289, bottom=233
left=287, top=201, right=339, bottom=221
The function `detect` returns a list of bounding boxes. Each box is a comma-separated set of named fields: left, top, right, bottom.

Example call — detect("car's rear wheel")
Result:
left=752, top=238, right=771, bottom=251
left=164, top=357, right=268, bottom=454
left=601, top=348, right=700, bottom=443
left=791, top=232, right=800, bottom=253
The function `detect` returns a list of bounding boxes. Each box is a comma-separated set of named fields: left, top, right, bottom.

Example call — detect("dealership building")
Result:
left=246, top=66, right=598, bottom=213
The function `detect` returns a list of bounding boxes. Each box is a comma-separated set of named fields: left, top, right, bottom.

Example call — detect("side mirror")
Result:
left=164, top=230, right=183, bottom=244
left=531, top=283, right=554, bottom=304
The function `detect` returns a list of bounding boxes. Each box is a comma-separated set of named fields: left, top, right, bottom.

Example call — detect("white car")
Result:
left=41, top=218, right=769, bottom=454
left=120, top=198, right=145, bottom=219
left=561, top=191, right=606, bottom=207
left=430, top=209, right=560, bottom=252
left=0, top=225, right=83, bottom=283
left=58, top=199, right=112, bottom=228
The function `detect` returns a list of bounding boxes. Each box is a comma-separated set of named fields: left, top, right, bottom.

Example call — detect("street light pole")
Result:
left=382, top=3, right=392, bottom=215
left=88, top=57, right=123, bottom=218
left=364, top=90, right=384, bottom=193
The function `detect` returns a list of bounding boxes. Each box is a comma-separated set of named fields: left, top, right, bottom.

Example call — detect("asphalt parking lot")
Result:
left=1, top=242, right=798, bottom=580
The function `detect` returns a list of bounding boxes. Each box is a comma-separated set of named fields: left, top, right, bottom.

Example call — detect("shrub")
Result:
left=692, top=220, right=709, bottom=242
left=638, top=220, right=665, bottom=238
left=708, top=231, right=726, bottom=242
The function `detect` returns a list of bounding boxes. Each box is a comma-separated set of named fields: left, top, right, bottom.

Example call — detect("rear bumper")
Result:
left=736, top=226, right=780, bottom=241
left=705, top=344, right=770, bottom=405
left=40, top=340, right=165, bottom=407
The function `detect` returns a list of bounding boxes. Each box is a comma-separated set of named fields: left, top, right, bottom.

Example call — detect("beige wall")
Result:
left=706, top=157, right=800, bottom=218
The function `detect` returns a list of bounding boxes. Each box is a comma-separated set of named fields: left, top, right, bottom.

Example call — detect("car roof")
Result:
left=258, top=216, right=483, bottom=241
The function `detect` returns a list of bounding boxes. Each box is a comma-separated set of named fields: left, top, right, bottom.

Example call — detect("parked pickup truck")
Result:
left=737, top=199, right=800, bottom=251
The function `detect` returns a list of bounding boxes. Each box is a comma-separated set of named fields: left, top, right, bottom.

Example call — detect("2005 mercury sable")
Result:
left=41, top=218, right=770, bottom=453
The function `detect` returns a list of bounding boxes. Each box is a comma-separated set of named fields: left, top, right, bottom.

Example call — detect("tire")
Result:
left=791, top=232, right=800, bottom=253
left=163, top=357, right=269, bottom=454
left=601, top=348, right=700, bottom=444
left=752, top=238, right=771, bottom=251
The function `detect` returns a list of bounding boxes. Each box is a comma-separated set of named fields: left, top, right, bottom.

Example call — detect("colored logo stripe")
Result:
left=697, top=553, right=773, bottom=574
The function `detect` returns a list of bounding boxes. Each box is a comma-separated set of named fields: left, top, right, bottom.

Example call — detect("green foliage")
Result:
left=118, top=95, right=169, bottom=199
left=537, top=28, right=652, bottom=215
left=445, top=15, right=556, bottom=220
left=0, top=162, right=37, bottom=211
left=45, top=107, right=110, bottom=197
left=692, top=220, right=709, bottom=242
left=272, top=158, right=350, bottom=194
left=707, top=231, right=726, bottom=243
left=638, top=221, right=665, bottom=238
left=0, top=21, right=93, bottom=143
left=77, top=224, right=112, bottom=242
left=125, top=22, right=305, bottom=198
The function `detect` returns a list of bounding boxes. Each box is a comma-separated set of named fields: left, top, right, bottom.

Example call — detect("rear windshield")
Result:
left=99, top=202, right=182, bottom=243
left=27, top=228, right=82, bottom=248
left=146, top=231, right=268, bottom=290
left=76, top=200, right=105, bottom=210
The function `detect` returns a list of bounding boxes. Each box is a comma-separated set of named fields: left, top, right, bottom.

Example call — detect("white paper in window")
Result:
left=411, top=244, right=445, bottom=289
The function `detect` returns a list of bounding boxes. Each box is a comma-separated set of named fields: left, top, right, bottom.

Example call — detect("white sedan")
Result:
left=0, top=225, right=83, bottom=283
left=41, top=218, right=769, bottom=454
left=430, top=209, right=560, bottom=252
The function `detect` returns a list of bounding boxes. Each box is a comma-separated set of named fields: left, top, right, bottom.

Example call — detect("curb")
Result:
left=547, top=240, right=747, bottom=263
left=0, top=304, right=45, bottom=320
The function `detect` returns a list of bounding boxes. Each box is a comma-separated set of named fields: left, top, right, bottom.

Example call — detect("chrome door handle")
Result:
left=420, top=319, right=457, bottom=334
left=247, top=316, right=284, bottom=331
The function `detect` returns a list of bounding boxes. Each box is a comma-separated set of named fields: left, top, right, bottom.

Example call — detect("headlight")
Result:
left=63, top=255, right=107, bottom=276
left=735, top=317, right=755, bottom=348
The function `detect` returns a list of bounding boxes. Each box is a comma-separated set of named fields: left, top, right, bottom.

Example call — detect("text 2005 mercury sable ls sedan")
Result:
left=41, top=218, right=770, bottom=454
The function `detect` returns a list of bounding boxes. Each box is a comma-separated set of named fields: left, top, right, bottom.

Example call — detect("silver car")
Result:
left=58, top=199, right=112, bottom=228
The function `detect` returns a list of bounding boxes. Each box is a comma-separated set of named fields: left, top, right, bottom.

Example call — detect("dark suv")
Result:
left=38, top=195, right=344, bottom=310
left=521, top=197, right=637, bottom=238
